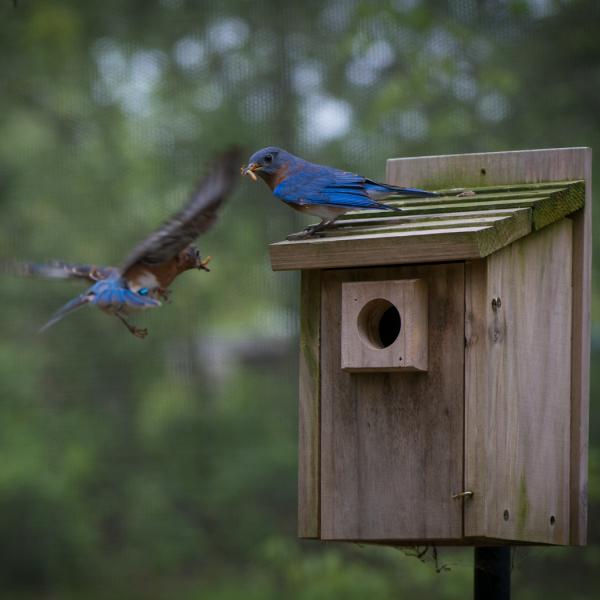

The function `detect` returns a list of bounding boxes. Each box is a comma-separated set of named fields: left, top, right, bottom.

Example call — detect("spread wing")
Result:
left=120, top=147, right=241, bottom=276
left=0, top=259, right=117, bottom=282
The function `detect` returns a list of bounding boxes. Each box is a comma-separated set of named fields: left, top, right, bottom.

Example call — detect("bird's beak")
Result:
left=198, top=256, right=211, bottom=272
left=241, top=162, right=260, bottom=181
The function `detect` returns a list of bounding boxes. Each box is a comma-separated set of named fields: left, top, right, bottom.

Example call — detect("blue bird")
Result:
left=3, top=148, right=240, bottom=338
left=242, top=146, right=437, bottom=239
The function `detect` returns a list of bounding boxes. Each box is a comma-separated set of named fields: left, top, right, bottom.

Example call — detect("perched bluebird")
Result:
left=3, top=149, right=240, bottom=338
left=242, top=146, right=437, bottom=239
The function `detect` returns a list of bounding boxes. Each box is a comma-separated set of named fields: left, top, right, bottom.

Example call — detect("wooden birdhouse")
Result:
left=269, top=148, right=591, bottom=547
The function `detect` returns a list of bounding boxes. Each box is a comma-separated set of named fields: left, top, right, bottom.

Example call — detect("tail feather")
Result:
left=39, top=294, right=90, bottom=333
left=389, top=186, right=438, bottom=198
left=364, top=179, right=438, bottom=198
left=0, top=259, right=115, bottom=281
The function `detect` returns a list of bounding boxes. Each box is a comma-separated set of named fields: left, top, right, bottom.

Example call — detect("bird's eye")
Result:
left=138, top=288, right=149, bottom=296
left=264, top=153, right=273, bottom=163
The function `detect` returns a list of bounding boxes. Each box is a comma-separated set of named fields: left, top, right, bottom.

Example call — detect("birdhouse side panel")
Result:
left=465, top=219, right=573, bottom=545
left=298, top=270, right=322, bottom=539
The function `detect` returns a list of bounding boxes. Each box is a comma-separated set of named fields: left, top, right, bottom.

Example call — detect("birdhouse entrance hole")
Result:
left=341, top=278, right=428, bottom=372
left=357, top=299, right=401, bottom=349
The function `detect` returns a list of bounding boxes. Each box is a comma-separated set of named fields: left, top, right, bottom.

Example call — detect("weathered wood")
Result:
left=531, top=181, right=585, bottom=229
left=320, top=213, right=523, bottom=238
left=272, top=228, right=482, bottom=270
left=270, top=215, right=531, bottom=271
left=569, top=152, right=592, bottom=545
left=340, top=279, right=428, bottom=372
left=470, top=220, right=573, bottom=544
left=473, top=207, right=532, bottom=257
left=431, top=180, right=582, bottom=196
left=328, top=207, right=527, bottom=229
left=320, top=263, right=464, bottom=541
left=464, top=259, right=489, bottom=539
left=389, top=147, right=590, bottom=545
left=386, top=148, right=590, bottom=190
left=379, top=183, right=583, bottom=219
left=298, top=270, right=321, bottom=538
left=396, top=185, right=572, bottom=202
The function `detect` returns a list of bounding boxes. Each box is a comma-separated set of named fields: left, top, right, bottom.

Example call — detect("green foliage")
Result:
left=0, top=0, right=599, bottom=598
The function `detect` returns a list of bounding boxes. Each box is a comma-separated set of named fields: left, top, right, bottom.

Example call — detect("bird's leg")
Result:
left=116, top=314, right=148, bottom=339
left=286, top=218, right=338, bottom=241
left=89, top=267, right=102, bottom=281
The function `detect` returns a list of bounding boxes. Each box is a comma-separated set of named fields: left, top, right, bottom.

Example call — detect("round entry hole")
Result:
left=357, top=299, right=401, bottom=349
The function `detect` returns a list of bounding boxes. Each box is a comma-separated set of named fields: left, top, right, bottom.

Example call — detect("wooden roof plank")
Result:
left=532, top=181, right=585, bottom=229
left=321, top=215, right=517, bottom=238
left=269, top=228, right=487, bottom=271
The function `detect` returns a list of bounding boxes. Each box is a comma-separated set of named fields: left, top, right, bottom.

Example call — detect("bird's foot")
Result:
left=117, top=314, right=149, bottom=339
left=158, top=288, right=172, bottom=303
left=286, top=230, right=312, bottom=241
left=131, top=326, right=148, bottom=339
left=89, top=267, right=102, bottom=281
left=286, top=225, right=327, bottom=241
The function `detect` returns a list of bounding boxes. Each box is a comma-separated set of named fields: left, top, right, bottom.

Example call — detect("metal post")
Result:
left=474, top=546, right=511, bottom=600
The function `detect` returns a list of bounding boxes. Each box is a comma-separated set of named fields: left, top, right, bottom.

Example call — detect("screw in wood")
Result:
left=503, top=509, right=510, bottom=521
left=492, top=297, right=502, bottom=311
left=451, top=491, right=474, bottom=500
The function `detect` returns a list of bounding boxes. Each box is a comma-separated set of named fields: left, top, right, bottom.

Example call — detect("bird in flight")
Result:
left=241, top=146, right=437, bottom=239
left=3, top=148, right=240, bottom=338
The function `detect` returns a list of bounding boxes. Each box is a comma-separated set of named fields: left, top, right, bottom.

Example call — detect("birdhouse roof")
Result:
left=268, top=179, right=584, bottom=271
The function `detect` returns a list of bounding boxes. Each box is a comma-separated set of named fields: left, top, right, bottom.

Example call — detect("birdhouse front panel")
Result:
left=320, top=263, right=464, bottom=541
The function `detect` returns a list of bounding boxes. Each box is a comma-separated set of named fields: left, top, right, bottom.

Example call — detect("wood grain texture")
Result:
left=464, top=259, right=489, bottom=540
left=569, top=151, right=592, bottom=545
left=271, top=227, right=482, bottom=270
left=468, top=221, right=573, bottom=544
left=298, top=270, right=321, bottom=538
left=270, top=219, right=531, bottom=271
left=341, top=279, right=428, bottom=372
left=320, top=263, right=464, bottom=541
left=386, top=147, right=590, bottom=190
left=321, top=213, right=521, bottom=238
left=388, top=147, right=590, bottom=545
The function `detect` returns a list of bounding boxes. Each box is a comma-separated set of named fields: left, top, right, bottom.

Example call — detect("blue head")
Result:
left=242, top=147, right=298, bottom=188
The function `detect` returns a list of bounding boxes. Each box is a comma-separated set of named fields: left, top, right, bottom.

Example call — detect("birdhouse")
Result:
left=269, top=148, right=591, bottom=547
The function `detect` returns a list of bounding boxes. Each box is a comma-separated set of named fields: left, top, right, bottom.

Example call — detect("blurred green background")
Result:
left=0, top=0, right=598, bottom=598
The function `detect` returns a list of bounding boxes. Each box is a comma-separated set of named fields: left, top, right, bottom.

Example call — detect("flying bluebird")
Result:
left=241, top=146, right=437, bottom=239
left=3, top=148, right=240, bottom=338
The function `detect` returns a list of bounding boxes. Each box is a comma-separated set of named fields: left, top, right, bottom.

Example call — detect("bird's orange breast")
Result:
left=260, top=163, right=290, bottom=190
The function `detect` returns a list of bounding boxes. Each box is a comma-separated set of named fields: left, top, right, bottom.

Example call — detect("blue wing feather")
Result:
left=90, top=279, right=160, bottom=310
left=39, top=294, right=90, bottom=333
left=274, top=164, right=436, bottom=210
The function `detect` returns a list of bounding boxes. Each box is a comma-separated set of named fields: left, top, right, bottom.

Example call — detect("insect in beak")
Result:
left=198, top=256, right=211, bottom=271
left=241, top=163, right=259, bottom=181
